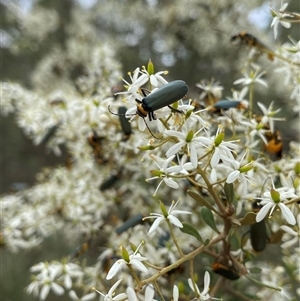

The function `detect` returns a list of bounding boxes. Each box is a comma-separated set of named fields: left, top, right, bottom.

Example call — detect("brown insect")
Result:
left=231, top=31, right=275, bottom=61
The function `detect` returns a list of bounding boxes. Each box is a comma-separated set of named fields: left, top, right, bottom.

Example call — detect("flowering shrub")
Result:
left=1, top=1, right=300, bottom=301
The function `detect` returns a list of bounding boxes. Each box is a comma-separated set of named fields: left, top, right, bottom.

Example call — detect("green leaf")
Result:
left=187, top=190, right=216, bottom=212
left=239, top=212, right=257, bottom=225
left=200, top=207, right=220, bottom=233
left=179, top=222, right=203, bottom=243
left=203, top=238, right=210, bottom=246
left=129, top=242, right=137, bottom=252
left=224, top=182, right=236, bottom=206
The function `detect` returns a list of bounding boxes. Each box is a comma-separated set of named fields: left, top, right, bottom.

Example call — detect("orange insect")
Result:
left=264, top=130, right=283, bottom=159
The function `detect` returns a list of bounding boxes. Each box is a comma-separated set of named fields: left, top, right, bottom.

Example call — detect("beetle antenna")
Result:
left=143, top=118, right=163, bottom=139
left=108, top=105, right=137, bottom=118
left=108, top=105, right=124, bottom=116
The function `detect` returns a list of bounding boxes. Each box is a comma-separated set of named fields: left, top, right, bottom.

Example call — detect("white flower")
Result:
left=188, top=271, right=211, bottom=301
left=143, top=199, right=192, bottom=235
left=106, top=243, right=148, bottom=280
left=27, top=262, right=65, bottom=300
left=256, top=184, right=297, bottom=225
left=229, top=87, right=249, bottom=102
left=140, top=65, right=169, bottom=87
left=59, top=262, right=83, bottom=290
left=280, top=214, right=300, bottom=248
left=257, top=101, right=283, bottom=133
left=39, top=280, right=64, bottom=300
left=176, top=154, right=195, bottom=175
left=234, top=69, right=268, bottom=88
left=146, top=154, right=183, bottom=195
left=226, top=151, right=255, bottom=196
left=248, top=119, right=268, bottom=145
left=94, top=279, right=127, bottom=301
left=196, top=127, right=238, bottom=168
left=165, top=127, right=204, bottom=168
left=270, top=3, right=291, bottom=39
left=117, top=68, right=148, bottom=103
left=126, top=285, right=155, bottom=301
left=196, top=79, right=224, bottom=101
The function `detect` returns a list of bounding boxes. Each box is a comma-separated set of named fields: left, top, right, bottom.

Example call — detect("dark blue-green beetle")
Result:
left=250, top=200, right=267, bottom=252
left=109, top=80, right=188, bottom=138
left=118, top=106, right=132, bottom=140
left=135, top=80, right=189, bottom=120
left=214, top=100, right=242, bottom=110
left=109, top=80, right=188, bottom=121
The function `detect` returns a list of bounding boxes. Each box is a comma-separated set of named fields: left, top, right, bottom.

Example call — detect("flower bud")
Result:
left=239, top=163, right=253, bottom=173
left=121, top=246, right=130, bottom=262
left=294, top=162, right=300, bottom=175
left=214, top=131, right=224, bottom=146
left=160, top=201, right=168, bottom=217
left=270, top=188, right=280, bottom=203
left=150, top=170, right=164, bottom=177
left=186, top=130, right=194, bottom=142
left=147, top=59, right=154, bottom=75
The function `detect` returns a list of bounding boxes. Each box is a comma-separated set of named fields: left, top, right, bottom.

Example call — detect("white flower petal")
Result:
left=130, top=259, right=148, bottom=274
left=190, top=145, right=199, bottom=168
left=40, top=285, right=50, bottom=301
left=202, top=271, right=210, bottom=295
left=106, top=261, right=125, bottom=280
left=127, top=287, right=137, bottom=301
left=108, top=279, right=123, bottom=295
left=173, top=285, right=179, bottom=301
left=150, top=75, right=158, bottom=87
left=69, top=290, right=78, bottom=300
left=226, top=170, right=240, bottom=183
left=168, top=215, right=183, bottom=228
left=148, top=216, right=164, bottom=235
left=114, top=293, right=128, bottom=301
left=145, top=285, right=155, bottom=301
left=211, top=147, right=220, bottom=168
left=64, top=274, right=72, bottom=289
left=256, top=202, right=274, bottom=222
left=171, top=209, right=192, bottom=215
left=167, top=165, right=184, bottom=173
left=188, top=278, right=200, bottom=294
left=164, top=178, right=179, bottom=189
left=280, top=225, right=297, bottom=236
left=82, top=292, right=97, bottom=301
left=257, top=102, right=267, bottom=115
left=278, top=203, right=296, bottom=225
left=280, top=3, right=289, bottom=10
left=280, top=21, right=291, bottom=28
left=166, top=142, right=185, bottom=157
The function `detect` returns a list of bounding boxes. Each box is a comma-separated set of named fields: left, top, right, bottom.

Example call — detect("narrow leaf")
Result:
left=200, top=207, right=220, bottom=233
left=203, top=238, right=210, bottom=246
left=224, top=182, right=236, bottom=206
left=179, top=222, right=203, bottom=243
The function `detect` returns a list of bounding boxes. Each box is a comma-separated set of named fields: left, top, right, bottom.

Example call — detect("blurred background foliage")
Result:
left=1, top=0, right=299, bottom=300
